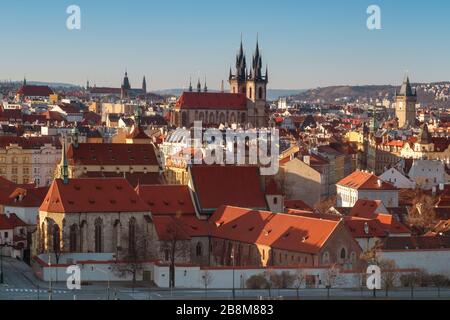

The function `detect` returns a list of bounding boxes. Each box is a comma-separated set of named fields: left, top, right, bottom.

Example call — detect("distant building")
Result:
left=336, top=170, right=399, bottom=208
left=395, top=75, right=417, bottom=128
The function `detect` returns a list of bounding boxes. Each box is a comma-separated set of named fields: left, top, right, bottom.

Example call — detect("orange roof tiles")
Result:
left=40, top=178, right=151, bottom=214
left=136, top=185, right=196, bottom=216
left=208, top=206, right=341, bottom=254
left=337, top=170, right=397, bottom=191
left=190, top=165, right=267, bottom=212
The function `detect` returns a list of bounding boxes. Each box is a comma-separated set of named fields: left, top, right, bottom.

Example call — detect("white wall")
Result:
left=153, top=265, right=362, bottom=289
left=378, top=250, right=450, bottom=276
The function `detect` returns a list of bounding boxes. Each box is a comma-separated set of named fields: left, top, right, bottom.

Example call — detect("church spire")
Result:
left=189, top=77, right=193, bottom=92
left=142, top=76, right=147, bottom=94
left=197, top=78, right=201, bottom=93
left=61, top=139, right=69, bottom=185
left=204, top=77, right=208, bottom=93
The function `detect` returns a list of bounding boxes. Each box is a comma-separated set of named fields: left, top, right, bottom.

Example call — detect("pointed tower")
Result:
left=189, top=77, right=193, bottom=92
left=61, top=139, right=69, bottom=184
left=197, top=78, right=201, bottom=93
left=229, top=36, right=247, bottom=94
left=23, top=77, right=27, bottom=86
left=204, top=77, right=208, bottom=93
left=245, top=35, right=268, bottom=127
left=142, top=76, right=147, bottom=94
left=395, top=74, right=417, bottom=128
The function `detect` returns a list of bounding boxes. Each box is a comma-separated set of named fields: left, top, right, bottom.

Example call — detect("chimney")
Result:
left=439, top=183, right=444, bottom=191
left=377, top=179, right=382, bottom=187
left=432, top=186, right=437, bottom=196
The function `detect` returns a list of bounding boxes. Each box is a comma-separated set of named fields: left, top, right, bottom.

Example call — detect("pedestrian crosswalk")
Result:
left=0, top=288, right=68, bottom=294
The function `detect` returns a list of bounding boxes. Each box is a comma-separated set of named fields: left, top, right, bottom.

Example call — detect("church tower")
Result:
left=395, top=75, right=417, bottom=128
left=229, top=38, right=247, bottom=95
left=246, top=38, right=268, bottom=127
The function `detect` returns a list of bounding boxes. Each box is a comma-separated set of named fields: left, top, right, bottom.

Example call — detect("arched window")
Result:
left=249, top=87, right=253, bottom=99
left=52, top=224, right=60, bottom=253
left=340, top=248, right=347, bottom=260
left=40, top=222, right=45, bottom=252
left=128, top=218, right=136, bottom=255
left=69, top=224, right=78, bottom=252
left=241, top=113, right=246, bottom=124
left=258, top=87, right=264, bottom=100
left=322, top=251, right=330, bottom=265
left=199, top=112, right=205, bottom=122
left=196, top=242, right=202, bottom=257
left=112, top=219, right=120, bottom=252
left=219, top=112, right=226, bottom=124
left=80, top=220, right=87, bottom=252
left=209, top=113, right=215, bottom=124
left=95, top=218, right=103, bottom=253
left=181, top=112, right=188, bottom=127
left=230, top=113, right=236, bottom=124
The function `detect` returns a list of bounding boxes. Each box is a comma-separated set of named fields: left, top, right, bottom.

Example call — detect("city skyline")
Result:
left=1, top=0, right=450, bottom=90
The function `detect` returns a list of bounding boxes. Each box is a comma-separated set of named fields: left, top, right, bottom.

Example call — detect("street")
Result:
left=1, top=257, right=449, bottom=300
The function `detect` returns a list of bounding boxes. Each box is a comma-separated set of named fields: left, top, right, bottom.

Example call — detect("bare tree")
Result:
left=407, top=190, right=437, bottom=234
left=324, top=264, right=340, bottom=299
left=159, top=218, right=190, bottom=288
left=314, top=196, right=337, bottom=214
left=379, top=259, right=398, bottom=297
left=294, top=268, right=306, bottom=300
left=201, top=270, right=213, bottom=298
left=113, top=231, right=150, bottom=291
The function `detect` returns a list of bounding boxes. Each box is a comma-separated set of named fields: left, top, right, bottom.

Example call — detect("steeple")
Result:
left=122, top=69, right=131, bottom=90
left=23, top=77, right=27, bottom=86
left=204, top=77, right=208, bottom=93
left=197, top=78, right=201, bottom=93
left=398, top=74, right=415, bottom=97
left=86, top=79, right=90, bottom=90
left=189, top=77, right=193, bottom=92
left=251, top=35, right=264, bottom=81
left=142, top=76, right=147, bottom=94
left=418, top=123, right=432, bottom=145
left=61, top=139, right=69, bottom=185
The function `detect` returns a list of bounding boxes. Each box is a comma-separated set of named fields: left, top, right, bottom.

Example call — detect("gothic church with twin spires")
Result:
left=171, top=38, right=268, bottom=128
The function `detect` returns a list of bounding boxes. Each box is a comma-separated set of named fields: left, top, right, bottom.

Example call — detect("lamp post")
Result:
left=231, top=248, right=235, bottom=300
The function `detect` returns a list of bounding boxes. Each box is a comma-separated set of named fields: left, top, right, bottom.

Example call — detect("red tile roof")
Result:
left=81, top=172, right=163, bottom=188
left=136, top=185, right=196, bottom=216
left=348, top=200, right=384, bottom=219
left=67, top=143, right=159, bottom=166
left=208, top=206, right=343, bottom=254
left=40, top=178, right=151, bottom=213
left=0, top=213, right=28, bottom=230
left=152, top=215, right=209, bottom=240
left=0, top=136, right=61, bottom=149
left=4, top=187, right=49, bottom=207
left=16, top=85, right=54, bottom=97
left=337, top=170, right=397, bottom=190
left=190, top=165, right=267, bottom=212
left=344, top=218, right=387, bottom=238
left=176, top=92, right=247, bottom=110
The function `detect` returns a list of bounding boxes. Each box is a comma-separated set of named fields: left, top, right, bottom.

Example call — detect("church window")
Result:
left=95, top=218, right=103, bottom=253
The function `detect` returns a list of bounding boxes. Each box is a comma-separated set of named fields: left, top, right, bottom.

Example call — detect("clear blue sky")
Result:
left=1, top=0, right=449, bottom=90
